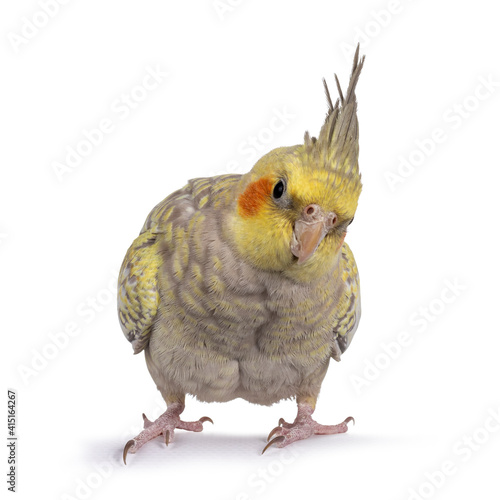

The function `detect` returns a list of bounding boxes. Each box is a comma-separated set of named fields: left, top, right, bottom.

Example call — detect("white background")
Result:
left=2, top=1, right=500, bottom=499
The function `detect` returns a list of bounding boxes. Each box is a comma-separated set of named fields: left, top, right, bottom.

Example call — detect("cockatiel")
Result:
left=118, top=47, right=365, bottom=463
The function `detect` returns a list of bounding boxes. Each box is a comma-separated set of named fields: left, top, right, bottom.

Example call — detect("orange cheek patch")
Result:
left=238, top=177, right=273, bottom=217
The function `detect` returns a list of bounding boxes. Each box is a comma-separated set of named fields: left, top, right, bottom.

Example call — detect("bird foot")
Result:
left=263, top=414, right=354, bottom=454
left=123, top=403, right=213, bottom=464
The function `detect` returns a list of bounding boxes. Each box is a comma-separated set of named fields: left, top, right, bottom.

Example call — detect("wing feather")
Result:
left=331, top=243, right=361, bottom=361
left=118, top=230, right=162, bottom=354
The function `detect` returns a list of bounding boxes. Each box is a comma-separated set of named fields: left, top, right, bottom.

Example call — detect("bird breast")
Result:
left=147, top=204, right=343, bottom=405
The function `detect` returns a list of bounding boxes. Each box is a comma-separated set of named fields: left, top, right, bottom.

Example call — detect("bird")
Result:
left=118, top=46, right=365, bottom=464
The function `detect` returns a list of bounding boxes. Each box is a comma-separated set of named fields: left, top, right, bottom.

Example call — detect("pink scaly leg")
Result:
left=263, top=402, right=354, bottom=454
left=123, top=402, right=213, bottom=464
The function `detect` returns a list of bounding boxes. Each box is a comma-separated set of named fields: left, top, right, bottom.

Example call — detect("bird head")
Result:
left=228, top=48, right=365, bottom=282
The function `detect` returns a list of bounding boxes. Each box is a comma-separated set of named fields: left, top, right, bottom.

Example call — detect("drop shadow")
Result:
left=83, top=429, right=418, bottom=468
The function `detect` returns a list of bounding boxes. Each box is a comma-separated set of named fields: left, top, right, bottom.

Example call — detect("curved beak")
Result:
left=290, top=204, right=336, bottom=265
left=290, top=220, right=327, bottom=265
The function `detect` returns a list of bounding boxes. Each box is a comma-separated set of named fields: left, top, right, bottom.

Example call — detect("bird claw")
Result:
left=123, top=439, right=135, bottom=465
left=263, top=411, right=354, bottom=452
left=343, top=416, right=355, bottom=426
left=267, top=426, right=282, bottom=442
left=199, top=416, right=214, bottom=425
left=262, top=435, right=285, bottom=454
left=142, top=413, right=153, bottom=429
left=277, top=417, right=293, bottom=429
left=123, top=407, right=213, bottom=463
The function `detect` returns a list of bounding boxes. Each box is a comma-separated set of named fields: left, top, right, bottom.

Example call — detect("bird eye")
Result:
left=272, top=180, right=285, bottom=199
